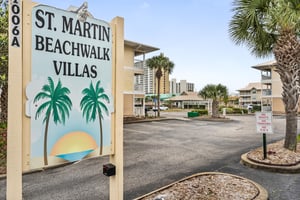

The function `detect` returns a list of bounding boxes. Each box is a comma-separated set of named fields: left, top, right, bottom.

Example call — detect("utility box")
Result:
left=103, top=163, right=116, bottom=177
left=187, top=112, right=199, bottom=118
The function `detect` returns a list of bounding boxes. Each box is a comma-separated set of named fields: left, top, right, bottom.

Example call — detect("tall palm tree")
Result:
left=199, top=84, right=228, bottom=118
left=146, top=53, right=174, bottom=117
left=34, top=77, right=72, bottom=165
left=229, top=0, right=300, bottom=151
left=80, top=80, right=110, bottom=155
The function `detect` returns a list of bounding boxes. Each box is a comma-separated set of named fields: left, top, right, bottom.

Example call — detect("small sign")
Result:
left=10, top=0, right=21, bottom=47
left=256, top=112, right=273, bottom=134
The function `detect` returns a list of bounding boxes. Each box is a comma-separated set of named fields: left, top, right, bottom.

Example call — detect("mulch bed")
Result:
left=247, top=140, right=300, bottom=166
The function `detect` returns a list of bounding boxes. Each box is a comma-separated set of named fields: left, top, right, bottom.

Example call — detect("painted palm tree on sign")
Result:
left=146, top=53, right=174, bottom=117
left=199, top=84, right=228, bottom=118
left=80, top=80, right=110, bottom=155
left=34, top=77, right=72, bottom=165
left=229, top=0, right=300, bottom=151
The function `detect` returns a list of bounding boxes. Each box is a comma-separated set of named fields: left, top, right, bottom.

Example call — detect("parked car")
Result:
left=152, top=106, right=168, bottom=111
left=247, top=104, right=253, bottom=110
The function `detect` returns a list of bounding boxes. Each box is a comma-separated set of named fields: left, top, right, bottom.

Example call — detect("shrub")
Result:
left=253, top=105, right=261, bottom=112
left=219, top=107, right=247, bottom=114
left=191, top=109, right=208, bottom=116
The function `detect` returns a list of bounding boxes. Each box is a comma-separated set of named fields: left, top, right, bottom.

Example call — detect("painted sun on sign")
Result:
left=26, top=4, right=113, bottom=169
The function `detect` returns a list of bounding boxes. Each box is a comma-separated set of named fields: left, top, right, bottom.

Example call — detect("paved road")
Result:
left=1, top=114, right=299, bottom=200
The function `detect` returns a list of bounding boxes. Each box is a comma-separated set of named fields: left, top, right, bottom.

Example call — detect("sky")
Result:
left=34, top=0, right=272, bottom=94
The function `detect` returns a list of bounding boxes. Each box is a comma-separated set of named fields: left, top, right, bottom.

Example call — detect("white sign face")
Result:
left=27, top=5, right=113, bottom=168
left=256, top=112, right=273, bottom=134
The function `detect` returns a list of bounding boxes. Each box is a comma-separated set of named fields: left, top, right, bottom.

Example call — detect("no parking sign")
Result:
left=256, top=112, right=273, bottom=134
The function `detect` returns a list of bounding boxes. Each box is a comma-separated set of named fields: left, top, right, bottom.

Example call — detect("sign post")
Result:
left=7, top=1, right=124, bottom=199
left=109, top=16, right=124, bottom=200
left=7, top=0, right=23, bottom=199
left=256, top=112, right=273, bottom=160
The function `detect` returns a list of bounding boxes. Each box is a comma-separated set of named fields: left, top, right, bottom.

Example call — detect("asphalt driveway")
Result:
left=1, top=114, right=299, bottom=200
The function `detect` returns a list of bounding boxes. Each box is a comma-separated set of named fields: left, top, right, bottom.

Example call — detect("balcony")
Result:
left=134, top=84, right=144, bottom=92
left=134, top=61, right=144, bottom=75
left=261, top=73, right=272, bottom=84
left=262, top=89, right=272, bottom=96
left=261, top=74, right=271, bottom=80
left=262, top=106, right=272, bottom=112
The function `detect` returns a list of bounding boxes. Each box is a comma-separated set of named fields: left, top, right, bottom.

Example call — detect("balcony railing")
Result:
left=134, top=84, right=143, bottom=92
left=134, top=61, right=144, bottom=69
left=262, top=106, right=272, bottom=112
left=239, top=93, right=251, bottom=96
left=262, top=89, right=272, bottom=96
left=261, top=75, right=271, bottom=80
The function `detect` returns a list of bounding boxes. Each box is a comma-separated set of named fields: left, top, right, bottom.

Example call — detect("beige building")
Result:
left=252, top=60, right=285, bottom=113
left=237, top=82, right=263, bottom=107
left=123, top=40, right=159, bottom=117
left=170, top=79, right=195, bottom=94
left=168, top=91, right=209, bottom=109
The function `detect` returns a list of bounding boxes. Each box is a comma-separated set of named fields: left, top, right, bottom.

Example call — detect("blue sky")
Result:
left=35, top=0, right=272, bottom=93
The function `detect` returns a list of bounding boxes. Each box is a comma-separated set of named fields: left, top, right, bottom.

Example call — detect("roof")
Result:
left=168, top=92, right=205, bottom=101
left=252, top=60, right=277, bottom=70
left=124, top=40, right=160, bottom=56
left=237, top=82, right=262, bottom=91
left=146, top=93, right=173, bottom=100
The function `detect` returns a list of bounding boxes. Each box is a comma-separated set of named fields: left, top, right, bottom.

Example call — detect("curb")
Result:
left=241, top=153, right=300, bottom=173
left=134, top=172, right=268, bottom=200
left=124, top=117, right=189, bottom=124
left=0, top=160, right=77, bottom=180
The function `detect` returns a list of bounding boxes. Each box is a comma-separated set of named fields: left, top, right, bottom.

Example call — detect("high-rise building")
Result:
left=170, top=79, right=195, bottom=94
left=143, top=67, right=170, bottom=95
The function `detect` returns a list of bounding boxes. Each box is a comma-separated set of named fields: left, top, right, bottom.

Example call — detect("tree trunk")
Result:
left=98, top=111, right=103, bottom=155
left=273, top=29, right=300, bottom=151
left=285, top=111, right=298, bottom=150
left=157, top=77, right=161, bottom=118
left=211, top=100, right=219, bottom=118
left=44, top=115, right=50, bottom=165
left=156, top=68, right=162, bottom=118
left=0, top=84, right=8, bottom=123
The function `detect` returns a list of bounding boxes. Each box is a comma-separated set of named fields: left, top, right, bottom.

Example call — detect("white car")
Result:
left=152, top=106, right=168, bottom=111
left=247, top=104, right=253, bottom=110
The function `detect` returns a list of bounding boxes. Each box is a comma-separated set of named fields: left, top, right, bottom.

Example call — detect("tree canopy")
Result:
left=199, top=84, right=228, bottom=118
left=229, top=0, right=300, bottom=150
left=146, top=53, right=174, bottom=117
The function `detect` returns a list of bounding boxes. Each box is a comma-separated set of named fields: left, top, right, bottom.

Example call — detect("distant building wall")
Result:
left=170, top=79, right=194, bottom=94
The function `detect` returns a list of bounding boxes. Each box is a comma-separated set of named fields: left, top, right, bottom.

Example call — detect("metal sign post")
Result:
left=263, top=133, right=267, bottom=160
left=256, top=112, right=273, bottom=160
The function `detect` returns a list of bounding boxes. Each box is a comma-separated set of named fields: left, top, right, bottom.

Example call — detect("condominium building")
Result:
left=237, top=82, right=263, bottom=107
left=123, top=40, right=159, bottom=117
left=170, top=79, right=195, bottom=94
left=252, top=60, right=284, bottom=113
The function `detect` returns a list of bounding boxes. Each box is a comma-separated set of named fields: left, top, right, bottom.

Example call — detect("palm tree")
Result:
left=146, top=53, right=174, bottom=117
left=80, top=80, right=110, bottom=155
left=229, top=0, right=300, bottom=151
left=199, top=84, right=228, bottom=118
left=34, top=77, right=72, bottom=165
